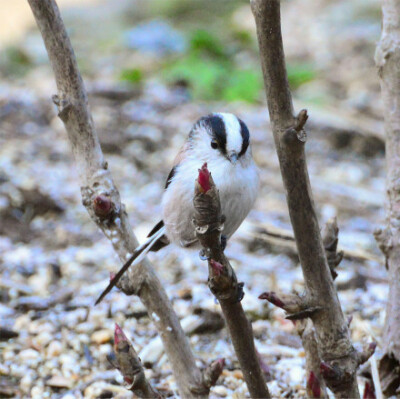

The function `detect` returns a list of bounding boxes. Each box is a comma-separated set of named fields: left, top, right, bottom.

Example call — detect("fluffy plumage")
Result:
left=95, top=112, right=259, bottom=305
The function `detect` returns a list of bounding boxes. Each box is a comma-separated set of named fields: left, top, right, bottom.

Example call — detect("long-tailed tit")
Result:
left=95, top=113, right=259, bottom=304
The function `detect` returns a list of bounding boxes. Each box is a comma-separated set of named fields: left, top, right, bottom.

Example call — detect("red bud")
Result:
left=124, top=376, right=133, bottom=385
left=93, top=195, right=112, bottom=216
left=212, top=358, right=225, bottom=374
left=198, top=163, right=211, bottom=193
left=363, top=381, right=376, bottom=399
left=307, top=371, right=321, bottom=398
left=258, top=291, right=285, bottom=309
left=320, top=361, right=337, bottom=379
left=368, top=342, right=377, bottom=353
left=210, top=259, right=224, bottom=276
left=110, top=272, right=116, bottom=281
left=114, top=323, right=128, bottom=347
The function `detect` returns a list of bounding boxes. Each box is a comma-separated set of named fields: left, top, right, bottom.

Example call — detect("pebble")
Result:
left=232, top=370, right=243, bottom=380
left=20, top=373, right=33, bottom=391
left=91, top=329, right=112, bottom=344
left=0, top=364, right=9, bottom=375
left=20, top=348, right=40, bottom=361
left=31, top=386, right=44, bottom=398
left=213, top=385, right=228, bottom=397
left=46, top=375, right=71, bottom=388
left=47, top=340, right=62, bottom=357
left=35, top=331, right=53, bottom=348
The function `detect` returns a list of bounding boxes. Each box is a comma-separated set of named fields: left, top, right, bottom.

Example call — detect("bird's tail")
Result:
left=95, top=226, right=166, bottom=305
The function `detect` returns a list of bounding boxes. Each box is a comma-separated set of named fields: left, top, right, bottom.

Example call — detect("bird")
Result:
left=95, top=112, right=259, bottom=305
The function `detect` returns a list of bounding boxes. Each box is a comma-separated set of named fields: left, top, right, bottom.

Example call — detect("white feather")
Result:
left=218, top=112, right=243, bottom=154
left=162, top=114, right=259, bottom=247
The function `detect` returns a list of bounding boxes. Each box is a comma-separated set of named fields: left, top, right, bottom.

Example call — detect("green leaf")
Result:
left=287, top=63, right=316, bottom=89
left=119, top=68, right=143, bottom=84
left=222, top=69, right=261, bottom=103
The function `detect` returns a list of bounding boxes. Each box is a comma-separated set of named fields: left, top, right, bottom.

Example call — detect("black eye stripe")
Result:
left=238, top=119, right=250, bottom=157
left=208, top=115, right=227, bottom=154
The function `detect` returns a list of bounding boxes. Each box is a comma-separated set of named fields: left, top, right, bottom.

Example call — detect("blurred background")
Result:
left=0, top=0, right=387, bottom=398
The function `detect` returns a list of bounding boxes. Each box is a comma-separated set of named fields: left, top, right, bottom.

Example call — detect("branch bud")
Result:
left=259, top=291, right=306, bottom=315
left=198, top=163, right=211, bottom=193
left=114, top=323, right=128, bottom=348
left=306, top=371, right=322, bottom=398
left=93, top=195, right=113, bottom=217
left=210, top=259, right=224, bottom=277
left=319, top=361, right=340, bottom=380
left=357, top=342, right=377, bottom=366
left=203, top=358, right=225, bottom=388
left=363, top=381, right=376, bottom=399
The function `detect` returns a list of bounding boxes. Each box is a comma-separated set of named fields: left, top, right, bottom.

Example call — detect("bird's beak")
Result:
left=228, top=151, right=238, bottom=164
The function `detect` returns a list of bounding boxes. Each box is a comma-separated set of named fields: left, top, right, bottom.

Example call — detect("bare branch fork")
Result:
left=251, top=1, right=375, bottom=397
left=26, top=0, right=219, bottom=397
left=193, top=164, right=271, bottom=399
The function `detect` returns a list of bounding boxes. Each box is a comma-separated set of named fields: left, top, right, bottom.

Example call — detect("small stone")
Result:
left=46, top=375, right=71, bottom=389
left=177, top=287, right=192, bottom=300
left=31, top=386, right=44, bottom=398
left=0, top=364, right=10, bottom=375
left=91, top=329, right=112, bottom=344
left=35, top=331, right=53, bottom=348
left=20, top=348, right=40, bottom=360
left=213, top=385, right=228, bottom=397
left=20, top=373, right=33, bottom=391
left=232, top=370, right=243, bottom=380
left=47, top=340, right=62, bottom=357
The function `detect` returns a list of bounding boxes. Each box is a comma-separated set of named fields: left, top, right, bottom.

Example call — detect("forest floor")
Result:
left=0, top=0, right=388, bottom=398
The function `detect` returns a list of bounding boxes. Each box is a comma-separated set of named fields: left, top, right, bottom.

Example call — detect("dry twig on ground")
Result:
left=27, top=0, right=209, bottom=397
left=251, top=1, right=376, bottom=397
left=193, top=163, right=271, bottom=399
left=374, top=0, right=400, bottom=396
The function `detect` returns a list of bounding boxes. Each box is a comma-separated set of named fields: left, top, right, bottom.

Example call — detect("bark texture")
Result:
left=26, top=1, right=206, bottom=397
left=251, top=1, right=364, bottom=397
left=193, top=165, right=271, bottom=399
left=375, top=0, right=400, bottom=396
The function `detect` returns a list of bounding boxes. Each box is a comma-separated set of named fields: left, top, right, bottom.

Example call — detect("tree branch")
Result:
left=192, top=163, right=271, bottom=399
left=27, top=1, right=206, bottom=397
left=251, top=1, right=361, bottom=397
left=375, top=0, right=400, bottom=395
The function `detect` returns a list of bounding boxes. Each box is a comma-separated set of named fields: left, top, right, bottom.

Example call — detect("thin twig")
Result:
left=192, top=164, right=271, bottom=399
left=27, top=1, right=207, bottom=397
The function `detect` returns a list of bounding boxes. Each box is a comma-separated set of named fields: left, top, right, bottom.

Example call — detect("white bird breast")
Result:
left=161, top=153, right=259, bottom=248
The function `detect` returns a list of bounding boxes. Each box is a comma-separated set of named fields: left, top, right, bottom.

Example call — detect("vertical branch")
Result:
left=26, top=1, right=207, bottom=397
left=375, top=0, right=400, bottom=396
left=193, top=164, right=271, bottom=399
left=250, top=1, right=365, bottom=397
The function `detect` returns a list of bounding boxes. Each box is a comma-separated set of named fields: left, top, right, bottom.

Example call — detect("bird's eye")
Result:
left=211, top=140, right=218, bottom=149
